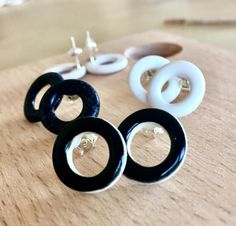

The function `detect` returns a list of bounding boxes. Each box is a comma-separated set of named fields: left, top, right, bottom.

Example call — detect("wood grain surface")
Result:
left=0, top=30, right=236, bottom=226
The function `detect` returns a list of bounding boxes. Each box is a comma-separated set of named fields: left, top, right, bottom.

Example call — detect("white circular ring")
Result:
left=85, top=54, right=128, bottom=75
left=129, top=55, right=181, bottom=104
left=44, top=63, right=86, bottom=79
left=148, top=60, right=205, bottom=117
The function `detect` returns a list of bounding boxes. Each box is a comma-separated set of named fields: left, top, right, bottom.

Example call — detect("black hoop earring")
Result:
left=118, top=108, right=187, bottom=183
left=39, top=79, right=100, bottom=134
left=24, top=72, right=63, bottom=122
left=52, top=117, right=127, bottom=193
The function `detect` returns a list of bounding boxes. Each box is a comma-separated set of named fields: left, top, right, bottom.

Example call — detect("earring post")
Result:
left=70, top=36, right=82, bottom=70
left=85, top=31, right=97, bottom=63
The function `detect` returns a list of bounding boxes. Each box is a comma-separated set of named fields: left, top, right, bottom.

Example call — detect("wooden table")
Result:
left=0, top=30, right=235, bottom=225
left=1, top=0, right=236, bottom=71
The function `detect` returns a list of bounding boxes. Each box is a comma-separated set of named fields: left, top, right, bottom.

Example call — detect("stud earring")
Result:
left=148, top=60, right=205, bottom=117
left=24, top=72, right=63, bottom=122
left=45, top=37, right=86, bottom=79
left=52, top=117, right=127, bottom=193
left=118, top=108, right=187, bottom=183
left=39, top=79, right=100, bottom=134
left=85, top=31, right=128, bottom=75
left=129, top=55, right=181, bottom=104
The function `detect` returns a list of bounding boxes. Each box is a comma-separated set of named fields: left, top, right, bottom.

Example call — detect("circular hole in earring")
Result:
left=170, top=77, right=191, bottom=103
left=54, top=95, right=83, bottom=121
left=124, top=42, right=182, bottom=61
left=34, top=84, right=50, bottom=110
left=99, top=57, right=117, bottom=65
left=140, top=69, right=157, bottom=89
left=60, top=65, right=76, bottom=74
left=140, top=70, right=170, bottom=92
left=128, top=122, right=171, bottom=167
left=66, top=132, right=109, bottom=177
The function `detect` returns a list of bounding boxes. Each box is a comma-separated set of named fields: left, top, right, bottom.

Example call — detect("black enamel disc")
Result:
left=118, top=108, right=187, bottom=183
left=24, top=72, right=63, bottom=122
left=52, top=117, right=127, bottom=193
left=39, top=79, right=100, bottom=134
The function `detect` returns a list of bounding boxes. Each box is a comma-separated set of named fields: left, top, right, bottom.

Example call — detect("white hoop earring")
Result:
left=44, top=37, right=86, bottom=79
left=44, top=63, right=86, bottom=80
left=85, top=53, right=128, bottom=75
left=148, top=60, right=205, bottom=117
left=129, top=55, right=181, bottom=104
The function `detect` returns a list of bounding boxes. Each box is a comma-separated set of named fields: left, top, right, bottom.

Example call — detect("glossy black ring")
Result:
left=118, top=108, right=187, bottom=183
left=24, top=72, right=63, bottom=122
left=53, top=117, right=127, bottom=192
left=40, top=79, right=100, bottom=134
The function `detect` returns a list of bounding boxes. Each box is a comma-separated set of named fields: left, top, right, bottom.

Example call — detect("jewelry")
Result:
left=85, top=32, right=128, bottom=74
left=44, top=37, right=86, bottom=79
left=86, top=53, right=128, bottom=75
left=148, top=60, right=205, bottom=117
left=24, top=72, right=63, bottom=122
left=52, top=117, right=127, bottom=193
left=40, top=79, right=100, bottom=134
left=118, top=108, right=187, bottom=183
left=129, top=55, right=181, bottom=104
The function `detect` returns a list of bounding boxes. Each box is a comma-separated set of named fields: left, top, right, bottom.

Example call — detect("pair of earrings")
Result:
left=25, top=52, right=195, bottom=193
left=129, top=55, right=205, bottom=117
left=24, top=72, right=187, bottom=193
left=24, top=72, right=100, bottom=134
left=45, top=32, right=128, bottom=79
left=52, top=108, right=187, bottom=193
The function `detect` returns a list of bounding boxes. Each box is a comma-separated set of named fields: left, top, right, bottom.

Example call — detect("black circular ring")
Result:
left=118, top=108, right=187, bottom=183
left=24, top=72, right=63, bottom=122
left=40, top=79, right=100, bottom=134
left=53, top=117, right=127, bottom=193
